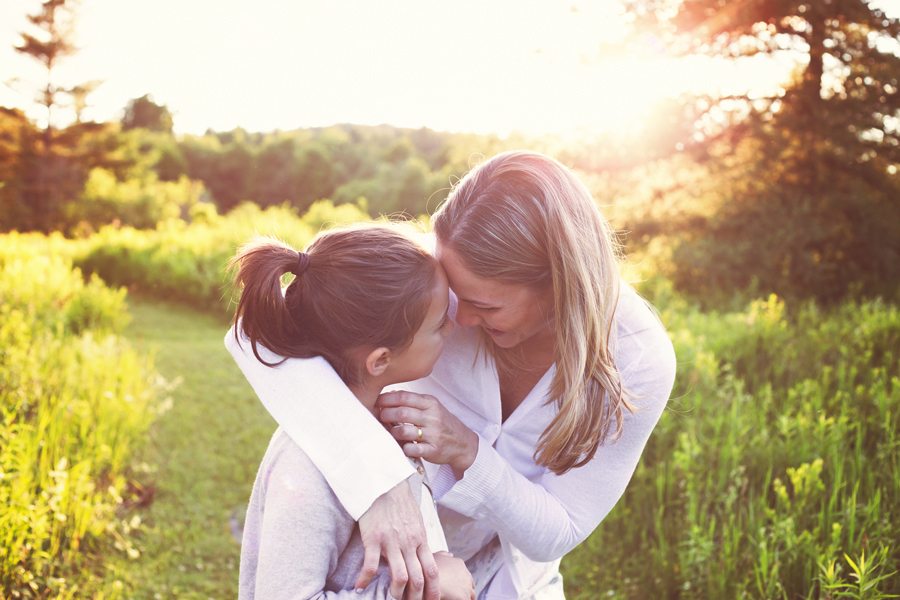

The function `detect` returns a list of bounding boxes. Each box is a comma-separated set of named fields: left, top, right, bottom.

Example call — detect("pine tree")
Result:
left=11, top=0, right=102, bottom=231
left=15, top=0, right=79, bottom=152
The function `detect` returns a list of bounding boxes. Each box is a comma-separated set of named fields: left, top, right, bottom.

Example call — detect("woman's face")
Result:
left=437, top=243, right=553, bottom=350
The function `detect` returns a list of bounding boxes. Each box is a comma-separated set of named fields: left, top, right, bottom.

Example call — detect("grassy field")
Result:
left=106, top=299, right=273, bottom=599
left=86, top=291, right=897, bottom=599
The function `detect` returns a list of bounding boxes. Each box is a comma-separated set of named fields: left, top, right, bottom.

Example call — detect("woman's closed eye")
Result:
left=463, top=300, right=499, bottom=312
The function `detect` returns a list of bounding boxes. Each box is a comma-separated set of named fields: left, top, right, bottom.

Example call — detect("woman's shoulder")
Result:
left=615, top=283, right=666, bottom=338
left=614, top=283, right=676, bottom=390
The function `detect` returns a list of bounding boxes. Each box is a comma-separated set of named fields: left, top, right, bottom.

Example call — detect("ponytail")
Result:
left=229, top=226, right=438, bottom=385
left=229, top=238, right=308, bottom=367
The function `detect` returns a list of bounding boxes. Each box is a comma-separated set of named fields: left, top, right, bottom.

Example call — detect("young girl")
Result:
left=229, top=225, right=474, bottom=600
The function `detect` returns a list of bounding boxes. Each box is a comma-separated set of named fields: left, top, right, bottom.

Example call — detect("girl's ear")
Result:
left=365, top=347, right=392, bottom=377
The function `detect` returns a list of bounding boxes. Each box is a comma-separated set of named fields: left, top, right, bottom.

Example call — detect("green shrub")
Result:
left=64, top=168, right=205, bottom=232
left=76, top=199, right=371, bottom=313
left=0, top=235, right=160, bottom=598
left=562, top=288, right=899, bottom=599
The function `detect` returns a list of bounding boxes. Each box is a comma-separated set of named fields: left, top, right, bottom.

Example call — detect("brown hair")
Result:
left=433, top=150, right=630, bottom=475
left=230, top=224, right=438, bottom=385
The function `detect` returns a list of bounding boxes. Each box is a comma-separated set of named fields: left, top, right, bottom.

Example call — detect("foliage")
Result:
left=0, top=109, right=137, bottom=234
left=664, top=138, right=900, bottom=303
left=121, top=95, right=173, bottom=133
left=563, top=279, right=900, bottom=598
left=175, top=124, right=490, bottom=216
left=618, top=0, right=900, bottom=304
left=0, top=233, right=161, bottom=597
left=75, top=200, right=369, bottom=311
left=14, top=0, right=79, bottom=128
left=66, top=168, right=205, bottom=232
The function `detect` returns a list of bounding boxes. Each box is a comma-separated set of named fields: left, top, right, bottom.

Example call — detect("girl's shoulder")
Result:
left=256, top=428, right=350, bottom=518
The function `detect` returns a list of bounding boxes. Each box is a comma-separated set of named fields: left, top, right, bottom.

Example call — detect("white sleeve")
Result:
left=434, top=326, right=676, bottom=562
left=225, top=325, right=415, bottom=520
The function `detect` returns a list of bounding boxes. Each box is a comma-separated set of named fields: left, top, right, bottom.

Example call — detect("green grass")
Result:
left=106, top=298, right=273, bottom=598
left=102, top=293, right=899, bottom=599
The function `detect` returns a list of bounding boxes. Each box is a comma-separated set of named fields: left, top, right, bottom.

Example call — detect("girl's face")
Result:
left=387, top=265, right=453, bottom=382
left=437, top=244, right=553, bottom=350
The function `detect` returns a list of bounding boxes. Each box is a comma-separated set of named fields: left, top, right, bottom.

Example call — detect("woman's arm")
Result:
left=382, top=325, right=676, bottom=563
left=226, top=325, right=414, bottom=518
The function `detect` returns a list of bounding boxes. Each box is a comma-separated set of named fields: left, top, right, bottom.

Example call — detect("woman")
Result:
left=226, top=151, right=676, bottom=599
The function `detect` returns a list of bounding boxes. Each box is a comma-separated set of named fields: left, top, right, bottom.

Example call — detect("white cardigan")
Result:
left=225, top=283, right=676, bottom=598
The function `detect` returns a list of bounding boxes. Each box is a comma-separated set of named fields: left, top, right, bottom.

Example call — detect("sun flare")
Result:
left=0, top=0, right=816, bottom=136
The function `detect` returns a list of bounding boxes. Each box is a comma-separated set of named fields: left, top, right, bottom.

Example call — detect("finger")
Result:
left=401, top=545, right=425, bottom=600
left=354, top=539, right=382, bottom=592
left=377, top=391, right=434, bottom=410
left=386, top=544, right=409, bottom=600
left=390, top=423, right=427, bottom=443
left=402, top=441, right=437, bottom=460
left=418, top=545, right=440, bottom=600
left=379, top=406, right=427, bottom=425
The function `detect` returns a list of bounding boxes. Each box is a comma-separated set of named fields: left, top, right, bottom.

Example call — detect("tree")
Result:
left=14, top=0, right=78, bottom=149
left=624, top=0, right=900, bottom=301
left=122, top=94, right=174, bottom=133
left=626, top=0, right=899, bottom=163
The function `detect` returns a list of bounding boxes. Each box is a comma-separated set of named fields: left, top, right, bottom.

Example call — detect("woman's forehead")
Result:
left=437, top=247, right=531, bottom=305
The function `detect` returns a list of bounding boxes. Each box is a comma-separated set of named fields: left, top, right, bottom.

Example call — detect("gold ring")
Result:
left=417, top=427, right=423, bottom=441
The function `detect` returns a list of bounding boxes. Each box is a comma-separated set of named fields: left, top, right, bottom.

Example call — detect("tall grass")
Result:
left=76, top=200, right=369, bottom=312
left=0, top=235, right=161, bottom=598
left=563, top=279, right=899, bottom=599
left=6, top=204, right=896, bottom=598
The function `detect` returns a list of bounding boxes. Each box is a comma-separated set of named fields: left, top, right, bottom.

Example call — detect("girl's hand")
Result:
left=355, top=480, right=440, bottom=600
left=433, top=552, right=475, bottom=600
left=377, top=391, right=478, bottom=477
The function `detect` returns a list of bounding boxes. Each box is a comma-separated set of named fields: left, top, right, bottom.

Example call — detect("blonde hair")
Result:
left=432, top=151, right=631, bottom=474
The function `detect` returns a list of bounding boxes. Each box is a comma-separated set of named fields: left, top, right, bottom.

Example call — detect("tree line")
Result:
left=1, top=0, right=898, bottom=304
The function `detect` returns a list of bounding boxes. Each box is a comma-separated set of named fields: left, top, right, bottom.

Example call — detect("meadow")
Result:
left=1, top=203, right=896, bottom=598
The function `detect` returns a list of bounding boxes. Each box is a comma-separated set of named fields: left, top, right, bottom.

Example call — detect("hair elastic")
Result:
left=293, top=251, right=311, bottom=276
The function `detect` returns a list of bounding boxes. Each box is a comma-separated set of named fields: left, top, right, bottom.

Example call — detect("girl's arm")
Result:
left=245, top=437, right=394, bottom=599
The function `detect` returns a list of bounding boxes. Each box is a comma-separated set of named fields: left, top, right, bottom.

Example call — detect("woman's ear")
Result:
left=365, top=347, right=392, bottom=377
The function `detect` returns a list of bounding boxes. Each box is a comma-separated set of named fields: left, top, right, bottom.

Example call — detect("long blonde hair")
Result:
left=432, top=151, right=630, bottom=474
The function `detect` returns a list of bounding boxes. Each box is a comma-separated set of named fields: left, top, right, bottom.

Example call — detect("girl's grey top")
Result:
left=239, top=427, right=434, bottom=599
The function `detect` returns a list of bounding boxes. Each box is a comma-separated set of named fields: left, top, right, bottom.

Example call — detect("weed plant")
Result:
left=0, top=236, right=160, bottom=598
left=563, top=278, right=899, bottom=599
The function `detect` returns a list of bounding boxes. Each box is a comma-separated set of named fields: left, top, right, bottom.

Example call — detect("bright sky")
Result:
left=1, top=0, right=897, bottom=137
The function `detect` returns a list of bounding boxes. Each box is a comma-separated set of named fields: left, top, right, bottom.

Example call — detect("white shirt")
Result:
left=225, top=283, right=676, bottom=598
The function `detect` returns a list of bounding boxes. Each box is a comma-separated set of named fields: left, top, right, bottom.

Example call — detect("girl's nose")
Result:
left=454, top=303, right=481, bottom=328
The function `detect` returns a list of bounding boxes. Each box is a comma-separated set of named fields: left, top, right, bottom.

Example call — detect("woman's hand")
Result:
left=434, top=552, right=476, bottom=600
left=377, top=391, right=479, bottom=477
left=355, top=479, right=440, bottom=600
